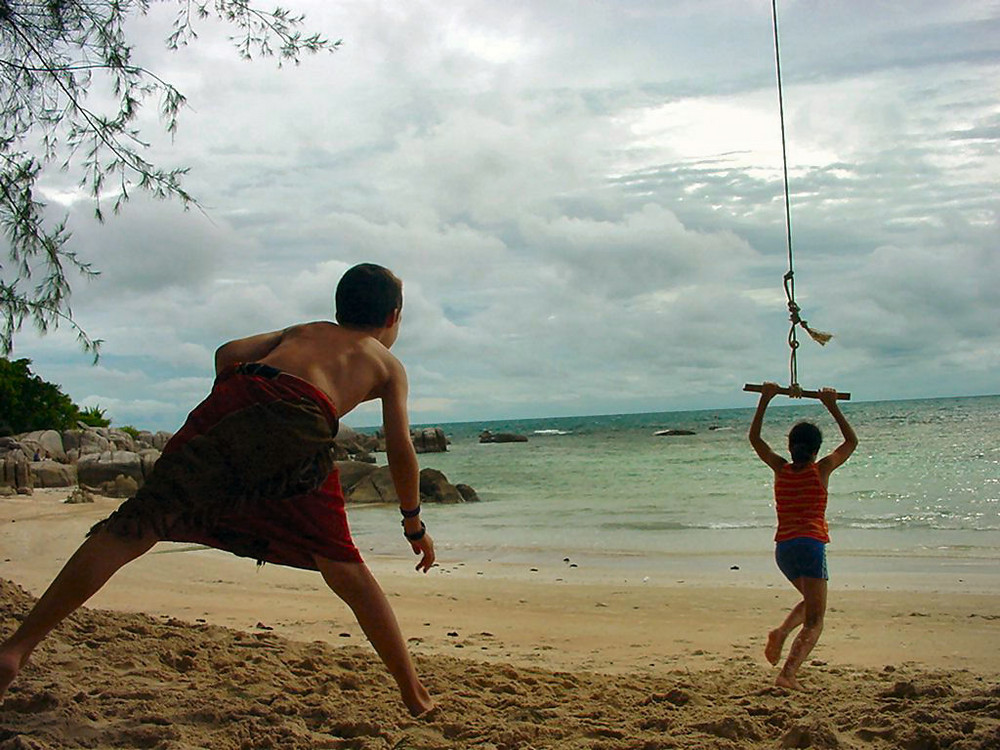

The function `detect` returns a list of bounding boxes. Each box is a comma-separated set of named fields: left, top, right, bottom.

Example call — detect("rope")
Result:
left=770, top=0, right=831, bottom=389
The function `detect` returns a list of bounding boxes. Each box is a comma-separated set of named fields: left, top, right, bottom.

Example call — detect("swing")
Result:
left=744, top=0, right=849, bottom=402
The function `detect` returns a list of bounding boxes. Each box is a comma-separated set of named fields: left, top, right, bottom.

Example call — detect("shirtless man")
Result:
left=0, top=263, right=435, bottom=716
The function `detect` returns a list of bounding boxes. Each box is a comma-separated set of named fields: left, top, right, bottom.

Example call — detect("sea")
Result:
left=346, top=395, right=999, bottom=590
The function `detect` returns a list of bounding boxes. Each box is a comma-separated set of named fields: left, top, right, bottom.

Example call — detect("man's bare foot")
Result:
left=765, top=629, right=785, bottom=666
left=775, top=673, right=806, bottom=691
left=0, top=650, right=23, bottom=700
left=404, top=685, right=435, bottom=718
left=411, top=702, right=438, bottom=720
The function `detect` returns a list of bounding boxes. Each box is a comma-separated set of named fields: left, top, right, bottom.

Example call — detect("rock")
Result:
left=152, top=431, right=173, bottom=450
left=95, top=474, right=139, bottom=498
left=343, top=464, right=476, bottom=506
left=419, top=468, right=464, bottom=504
left=1, top=455, right=33, bottom=493
left=64, top=487, right=96, bottom=504
left=456, top=483, right=480, bottom=503
left=332, top=425, right=381, bottom=461
left=411, top=427, right=448, bottom=453
left=346, top=465, right=397, bottom=504
left=30, top=460, right=78, bottom=488
left=479, top=430, right=528, bottom=444
left=336, top=460, right=379, bottom=492
left=105, top=429, right=136, bottom=452
left=654, top=429, right=696, bottom=436
left=77, top=451, right=143, bottom=487
left=138, top=449, right=161, bottom=479
left=63, top=429, right=111, bottom=457
left=20, top=430, right=67, bottom=461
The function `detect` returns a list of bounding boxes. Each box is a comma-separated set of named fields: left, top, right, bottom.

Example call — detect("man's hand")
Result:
left=410, top=533, right=435, bottom=573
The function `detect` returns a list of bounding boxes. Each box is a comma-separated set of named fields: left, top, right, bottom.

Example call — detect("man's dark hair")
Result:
left=335, top=264, right=402, bottom=327
left=788, top=421, right=823, bottom=463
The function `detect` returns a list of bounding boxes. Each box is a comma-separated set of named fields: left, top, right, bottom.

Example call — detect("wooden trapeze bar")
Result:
left=743, top=383, right=851, bottom=400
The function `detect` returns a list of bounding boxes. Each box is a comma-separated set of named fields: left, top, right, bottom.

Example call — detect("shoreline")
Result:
left=3, top=490, right=999, bottom=676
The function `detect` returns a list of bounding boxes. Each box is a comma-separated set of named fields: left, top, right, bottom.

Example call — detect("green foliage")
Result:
left=77, top=404, right=111, bottom=428
left=0, top=356, right=85, bottom=433
left=0, top=1, right=338, bottom=356
left=117, top=424, right=141, bottom=438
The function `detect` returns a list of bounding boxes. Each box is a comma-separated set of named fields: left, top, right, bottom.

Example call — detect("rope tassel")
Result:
left=801, top=323, right=832, bottom=346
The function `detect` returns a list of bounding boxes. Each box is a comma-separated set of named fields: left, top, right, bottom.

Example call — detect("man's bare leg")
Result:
left=775, top=577, right=827, bottom=690
left=765, top=579, right=807, bottom=665
left=315, top=556, right=433, bottom=717
left=0, top=529, right=157, bottom=699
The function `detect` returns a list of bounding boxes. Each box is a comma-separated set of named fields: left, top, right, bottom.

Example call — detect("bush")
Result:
left=77, top=405, right=111, bottom=428
left=0, top=358, right=109, bottom=433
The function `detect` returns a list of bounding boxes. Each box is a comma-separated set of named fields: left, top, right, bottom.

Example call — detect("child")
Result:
left=748, top=382, right=858, bottom=690
left=0, top=263, right=436, bottom=716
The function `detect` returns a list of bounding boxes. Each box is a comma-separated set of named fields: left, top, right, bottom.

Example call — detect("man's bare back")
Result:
left=216, top=320, right=403, bottom=418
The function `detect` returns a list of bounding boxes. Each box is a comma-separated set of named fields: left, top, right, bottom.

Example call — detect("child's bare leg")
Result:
left=766, top=577, right=808, bottom=665
left=315, top=556, right=433, bottom=717
left=776, top=577, right=827, bottom=690
left=0, top=529, right=157, bottom=699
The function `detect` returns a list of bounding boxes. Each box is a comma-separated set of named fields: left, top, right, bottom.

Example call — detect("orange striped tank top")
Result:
left=774, top=462, right=829, bottom=543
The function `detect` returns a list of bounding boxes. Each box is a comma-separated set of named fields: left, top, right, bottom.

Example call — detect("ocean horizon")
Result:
left=342, top=394, right=999, bottom=592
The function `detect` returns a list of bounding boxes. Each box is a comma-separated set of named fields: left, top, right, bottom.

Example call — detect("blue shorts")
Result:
left=775, top=537, right=828, bottom=582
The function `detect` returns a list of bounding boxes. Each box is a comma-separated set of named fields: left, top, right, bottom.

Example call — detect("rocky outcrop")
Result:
left=0, top=454, right=32, bottom=494
left=418, top=468, right=464, bottom=504
left=479, top=430, right=528, bottom=444
left=343, top=465, right=398, bottom=504
left=332, top=425, right=380, bottom=462
left=84, top=474, right=140, bottom=499
left=654, top=429, right=696, bottom=436
left=411, top=427, right=448, bottom=454
left=76, top=451, right=144, bottom=488
left=456, top=483, right=480, bottom=503
left=2, top=424, right=477, bottom=505
left=20, top=430, right=67, bottom=462
left=352, top=426, right=451, bottom=454
left=337, top=460, right=476, bottom=505
left=30, top=460, right=78, bottom=488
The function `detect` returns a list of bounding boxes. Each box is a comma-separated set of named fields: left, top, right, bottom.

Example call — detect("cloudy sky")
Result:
left=10, top=0, right=1000, bottom=431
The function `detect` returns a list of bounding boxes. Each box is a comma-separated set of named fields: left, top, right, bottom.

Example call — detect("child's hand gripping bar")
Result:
left=743, top=383, right=851, bottom=400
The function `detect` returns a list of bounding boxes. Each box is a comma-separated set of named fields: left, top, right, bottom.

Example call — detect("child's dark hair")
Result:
left=788, top=421, right=822, bottom=463
left=335, top=264, right=403, bottom=328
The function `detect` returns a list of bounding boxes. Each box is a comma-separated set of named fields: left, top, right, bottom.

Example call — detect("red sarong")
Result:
left=89, top=364, right=362, bottom=569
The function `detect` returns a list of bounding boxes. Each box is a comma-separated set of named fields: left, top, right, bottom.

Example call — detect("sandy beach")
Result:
left=2, top=490, right=999, bottom=749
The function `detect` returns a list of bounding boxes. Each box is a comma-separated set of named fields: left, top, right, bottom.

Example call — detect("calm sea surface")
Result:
left=346, top=396, right=999, bottom=582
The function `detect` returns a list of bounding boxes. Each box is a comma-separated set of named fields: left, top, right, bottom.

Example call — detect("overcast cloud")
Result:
left=10, top=0, right=999, bottom=430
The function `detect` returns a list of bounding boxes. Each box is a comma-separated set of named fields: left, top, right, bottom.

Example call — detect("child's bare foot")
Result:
left=765, top=629, right=785, bottom=665
left=775, top=673, right=806, bottom=691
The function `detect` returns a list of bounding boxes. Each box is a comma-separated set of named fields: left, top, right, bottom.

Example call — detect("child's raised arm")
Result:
left=817, top=388, right=858, bottom=478
left=748, top=382, right=786, bottom=472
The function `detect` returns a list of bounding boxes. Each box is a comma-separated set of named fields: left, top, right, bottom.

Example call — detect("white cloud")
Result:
left=8, top=0, right=999, bottom=430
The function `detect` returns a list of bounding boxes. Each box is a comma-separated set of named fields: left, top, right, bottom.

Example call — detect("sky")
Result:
left=8, top=0, right=1000, bottom=431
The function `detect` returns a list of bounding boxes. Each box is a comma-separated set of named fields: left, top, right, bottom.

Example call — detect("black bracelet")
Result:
left=402, top=520, right=427, bottom=541
left=400, top=505, right=421, bottom=519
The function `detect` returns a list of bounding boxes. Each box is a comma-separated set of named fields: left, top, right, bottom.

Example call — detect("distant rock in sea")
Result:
left=479, top=430, right=528, bottom=444
left=654, top=429, right=696, bottom=436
